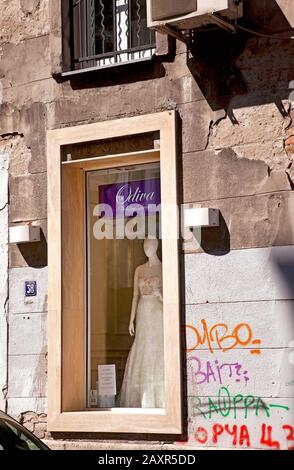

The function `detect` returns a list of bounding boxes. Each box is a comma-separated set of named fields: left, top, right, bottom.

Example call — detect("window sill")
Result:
left=61, top=53, right=156, bottom=78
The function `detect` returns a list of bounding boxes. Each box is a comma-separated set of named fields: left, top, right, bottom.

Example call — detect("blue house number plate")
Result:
left=25, top=281, right=37, bottom=297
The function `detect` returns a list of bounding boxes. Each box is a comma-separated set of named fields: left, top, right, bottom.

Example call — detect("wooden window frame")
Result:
left=47, top=111, right=182, bottom=434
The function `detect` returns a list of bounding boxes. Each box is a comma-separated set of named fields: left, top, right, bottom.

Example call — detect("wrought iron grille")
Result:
left=71, top=0, right=156, bottom=71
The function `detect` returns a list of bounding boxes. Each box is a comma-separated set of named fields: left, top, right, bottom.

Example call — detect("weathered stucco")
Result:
left=0, top=0, right=294, bottom=451
left=0, top=0, right=49, bottom=45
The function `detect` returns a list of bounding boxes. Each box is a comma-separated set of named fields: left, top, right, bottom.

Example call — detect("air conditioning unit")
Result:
left=147, top=0, right=243, bottom=31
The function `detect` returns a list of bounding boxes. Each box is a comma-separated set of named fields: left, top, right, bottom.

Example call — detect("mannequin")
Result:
left=118, top=238, right=165, bottom=408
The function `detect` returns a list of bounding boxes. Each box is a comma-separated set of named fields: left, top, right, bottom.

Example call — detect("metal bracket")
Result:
left=207, top=13, right=237, bottom=32
left=155, top=25, right=190, bottom=44
left=154, top=13, right=237, bottom=46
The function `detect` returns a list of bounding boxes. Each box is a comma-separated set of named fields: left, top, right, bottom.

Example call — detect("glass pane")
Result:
left=95, top=0, right=114, bottom=54
left=130, top=0, right=155, bottom=48
left=86, top=162, right=164, bottom=409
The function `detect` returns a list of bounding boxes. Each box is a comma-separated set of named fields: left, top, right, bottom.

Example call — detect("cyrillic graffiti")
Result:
left=187, top=356, right=250, bottom=386
left=191, top=387, right=289, bottom=420
left=177, top=423, right=294, bottom=450
left=185, top=319, right=261, bottom=355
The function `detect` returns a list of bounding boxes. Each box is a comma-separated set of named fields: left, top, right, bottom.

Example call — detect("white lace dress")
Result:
left=118, top=269, right=165, bottom=408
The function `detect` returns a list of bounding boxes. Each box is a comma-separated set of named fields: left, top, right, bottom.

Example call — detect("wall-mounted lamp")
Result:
left=184, top=207, right=219, bottom=228
left=9, top=225, right=41, bottom=244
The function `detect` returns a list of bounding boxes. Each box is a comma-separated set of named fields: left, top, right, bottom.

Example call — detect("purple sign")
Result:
left=99, top=179, right=161, bottom=217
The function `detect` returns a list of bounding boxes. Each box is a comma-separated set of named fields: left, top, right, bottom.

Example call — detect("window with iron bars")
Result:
left=67, top=0, right=156, bottom=72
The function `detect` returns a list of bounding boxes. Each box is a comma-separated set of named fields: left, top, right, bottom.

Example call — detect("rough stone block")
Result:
left=1, top=78, right=58, bottom=108
left=20, top=103, right=47, bottom=173
left=234, top=140, right=288, bottom=171
left=183, top=149, right=291, bottom=202
left=47, top=78, right=169, bottom=128
left=20, top=0, right=40, bottom=14
left=208, top=101, right=288, bottom=169
left=0, top=0, right=49, bottom=45
left=185, top=246, right=294, bottom=304
left=9, top=266, right=48, bottom=314
left=23, top=421, right=35, bottom=432
left=9, top=173, right=47, bottom=222
left=155, top=32, right=173, bottom=57
left=178, top=101, right=217, bottom=153
left=0, top=102, right=47, bottom=173
left=156, top=75, right=204, bottom=109
left=9, top=312, right=47, bottom=355
left=183, top=191, right=294, bottom=253
left=42, top=440, right=65, bottom=450
left=0, top=35, right=50, bottom=88
left=1, top=135, right=32, bottom=177
left=236, top=37, right=294, bottom=94
left=165, top=53, right=191, bottom=81
left=21, top=411, right=42, bottom=423
left=0, top=103, right=20, bottom=135
left=8, top=354, right=47, bottom=398
left=34, top=422, right=46, bottom=439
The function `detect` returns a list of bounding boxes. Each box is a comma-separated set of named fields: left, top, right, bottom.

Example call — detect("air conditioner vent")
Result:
left=147, top=0, right=243, bottom=31
left=151, top=0, right=197, bottom=22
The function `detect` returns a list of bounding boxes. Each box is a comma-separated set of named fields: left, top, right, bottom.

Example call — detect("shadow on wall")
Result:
left=199, top=212, right=230, bottom=256
left=17, top=228, right=47, bottom=268
left=186, top=0, right=294, bottom=119
left=57, top=56, right=167, bottom=90
left=271, top=247, right=294, bottom=299
left=270, top=247, right=294, bottom=368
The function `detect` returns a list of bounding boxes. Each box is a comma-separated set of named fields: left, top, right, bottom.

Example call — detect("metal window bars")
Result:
left=71, top=0, right=156, bottom=71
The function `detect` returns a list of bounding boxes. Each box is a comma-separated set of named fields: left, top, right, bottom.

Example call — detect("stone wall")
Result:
left=0, top=0, right=294, bottom=450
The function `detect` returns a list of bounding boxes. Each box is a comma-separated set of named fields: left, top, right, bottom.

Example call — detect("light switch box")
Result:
left=9, top=225, right=41, bottom=244
left=184, top=207, right=219, bottom=228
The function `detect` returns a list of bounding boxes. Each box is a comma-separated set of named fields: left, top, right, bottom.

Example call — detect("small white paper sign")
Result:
left=98, top=364, right=117, bottom=396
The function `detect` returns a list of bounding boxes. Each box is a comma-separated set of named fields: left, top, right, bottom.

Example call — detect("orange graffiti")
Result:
left=185, top=319, right=261, bottom=355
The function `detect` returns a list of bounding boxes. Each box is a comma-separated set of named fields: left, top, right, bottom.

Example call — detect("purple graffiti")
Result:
left=187, top=356, right=250, bottom=386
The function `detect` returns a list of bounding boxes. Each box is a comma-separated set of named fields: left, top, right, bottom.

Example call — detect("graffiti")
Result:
left=260, top=424, right=280, bottom=450
left=178, top=424, right=294, bottom=450
left=193, top=427, right=208, bottom=444
left=191, top=387, right=289, bottom=420
left=212, top=424, right=251, bottom=447
left=185, top=319, right=261, bottom=355
left=187, top=356, right=250, bottom=386
left=180, top=423, right=250, bottom=448
left=283, top=425, right=294, bottom=451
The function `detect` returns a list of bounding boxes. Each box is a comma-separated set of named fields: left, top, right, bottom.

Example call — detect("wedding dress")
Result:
left=118, top=270, right=165, bottom=408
